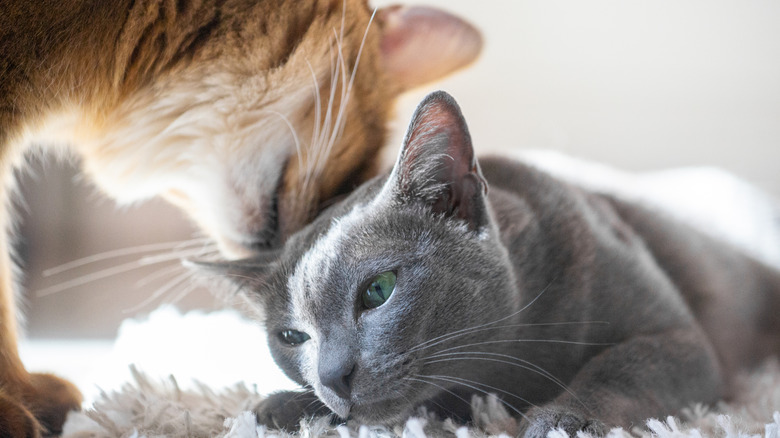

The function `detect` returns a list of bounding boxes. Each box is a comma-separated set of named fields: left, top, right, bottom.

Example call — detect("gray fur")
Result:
left=197, top=91, right=780, bottom=436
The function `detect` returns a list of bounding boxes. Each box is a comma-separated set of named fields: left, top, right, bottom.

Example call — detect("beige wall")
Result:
left=19, top=1, right=780, bottom=338
left=379, top=0, right=780, bottom=192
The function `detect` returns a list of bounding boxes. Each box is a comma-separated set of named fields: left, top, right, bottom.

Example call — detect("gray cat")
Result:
left=195, top=91, right=780, bottom=437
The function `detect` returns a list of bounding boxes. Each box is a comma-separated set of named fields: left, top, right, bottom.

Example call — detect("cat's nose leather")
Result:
left=319, top=359, right=355, bottom=399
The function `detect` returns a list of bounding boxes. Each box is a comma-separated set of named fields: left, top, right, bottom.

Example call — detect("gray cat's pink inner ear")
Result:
left=377, top=5, right=482, bottom=91
left=393, top=92, right=488, bottom=230
left=402, top=92, right=476, bottom=178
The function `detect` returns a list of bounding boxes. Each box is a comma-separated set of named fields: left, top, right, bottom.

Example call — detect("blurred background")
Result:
left=17, top=0, right=780, bottom=341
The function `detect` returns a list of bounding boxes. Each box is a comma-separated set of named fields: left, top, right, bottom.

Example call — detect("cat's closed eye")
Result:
left=361, top=271, right=397, bottom=310
left=278, top=329, right=310, bottom=346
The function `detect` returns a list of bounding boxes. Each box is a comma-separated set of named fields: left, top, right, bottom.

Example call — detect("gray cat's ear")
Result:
left=388, top=91, right=488, bottom=231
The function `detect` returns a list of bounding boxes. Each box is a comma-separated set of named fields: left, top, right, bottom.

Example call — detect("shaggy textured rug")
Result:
left=56, top=307, right=780, bottom=438
left=61, top=359, right=780, bottom=438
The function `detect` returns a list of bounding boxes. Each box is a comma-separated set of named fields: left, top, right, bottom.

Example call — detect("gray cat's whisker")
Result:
left=219, top=273, right=265, bottom=283
left=42, top=237, right=212, bottom=276
left=138, top=246, right=220, bottom=266
left=37, top=243, right=216, bottom=297
left=407, top=280, right=557, bottom=354
left=421, top=355, right=592, bottom=413
left=417, top=374, right=531, bottom=421
left=163, top=279, right=200, bottom=308
left=122, top=270, right=193, bottom=314
left=421, top=352, right=582, bottom=407
left=283, top=387, right=315, bottom=403
left=286, top=387, right=314, bottom=401
left=435, top=339, right=611, bottom=356
left=400, top=383, right=448, bottom=418
left=138, top=244, right=218, bottom=288
left=38, top=258, right=176, bottom=297
left=284, top=388, right=322, bottom=414
left=408, top=320, right=609, bottom=357
left=302, top=397, right=324, bottom=413
left=404, top=376, right=475, bottom=416
left=424, top=351, right=567, bottom=387
left=136, top=264, right=186, bottom=288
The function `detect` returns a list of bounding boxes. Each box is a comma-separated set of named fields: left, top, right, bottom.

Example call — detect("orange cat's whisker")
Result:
left=303, top=58, right=322, bottom=197
left=262, top=110, right=303, bottom=177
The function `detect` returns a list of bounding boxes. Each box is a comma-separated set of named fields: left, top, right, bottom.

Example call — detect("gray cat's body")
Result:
left=200, top=92, right=780, bottom=436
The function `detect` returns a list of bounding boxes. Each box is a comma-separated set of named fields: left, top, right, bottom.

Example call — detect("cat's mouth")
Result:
left=319, top=384, right=421, bottom=425
left=345, top=397, right=418, bottom=425
left=316, top=390, right=411, bottom=425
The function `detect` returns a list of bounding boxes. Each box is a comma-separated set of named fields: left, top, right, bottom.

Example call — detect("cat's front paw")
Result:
left=0, top=392, right=40, bottom=438
left=520, top=405, right=607, bottom=438
left=25, top=372, right=83, bottom=435
left=254, top=390, right=332, bottom=431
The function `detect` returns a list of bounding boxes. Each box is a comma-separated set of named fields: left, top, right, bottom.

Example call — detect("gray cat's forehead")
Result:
left=286, top=200, right=372, bottom=322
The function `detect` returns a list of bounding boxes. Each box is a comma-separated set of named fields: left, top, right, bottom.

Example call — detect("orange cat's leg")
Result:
left=0, top=224, right=82, bottom=435
left=0, top=228, right=42, bottom=436
left=0, top=390, right=39, bottom=438
left=1, top=375, right=81, bottom=437
left=23, top=373, right=83, bottom=435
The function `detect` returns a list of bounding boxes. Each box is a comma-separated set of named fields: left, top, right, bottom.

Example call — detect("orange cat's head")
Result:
left=68, top=0, right=481, bottom=258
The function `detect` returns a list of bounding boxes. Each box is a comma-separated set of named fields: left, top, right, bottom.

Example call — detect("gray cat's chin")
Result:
left=322, top=398, right=351, bottom=420
left=319, top=395, right=411, bottom=425
left=318, top=388, right=414, bottom=424
left=344, top=399, right=416, bottom=426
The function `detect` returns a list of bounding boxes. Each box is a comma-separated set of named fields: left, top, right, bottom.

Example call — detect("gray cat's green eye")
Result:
left=279, top=329, right=310, bottom=346
left=362, top=271, right=397, bottom=309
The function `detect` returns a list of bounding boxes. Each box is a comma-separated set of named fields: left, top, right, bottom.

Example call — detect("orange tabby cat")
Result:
left=0, top=1, right=481, bottom=435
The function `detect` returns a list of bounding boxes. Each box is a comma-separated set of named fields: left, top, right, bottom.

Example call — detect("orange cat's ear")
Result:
left=376, top=6, right=483, bottom=91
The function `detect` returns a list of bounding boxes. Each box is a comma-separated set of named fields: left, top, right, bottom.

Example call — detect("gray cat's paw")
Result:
left=520, top=405, right=607, bottom=438
left=254, top=390, right=332, bottom=431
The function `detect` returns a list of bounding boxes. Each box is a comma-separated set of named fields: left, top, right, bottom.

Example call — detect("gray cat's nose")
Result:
left=319, top=360, right=355, bottom=400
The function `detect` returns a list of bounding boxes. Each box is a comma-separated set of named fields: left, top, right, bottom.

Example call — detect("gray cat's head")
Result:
left=198, top=92, right=518, bottom=423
